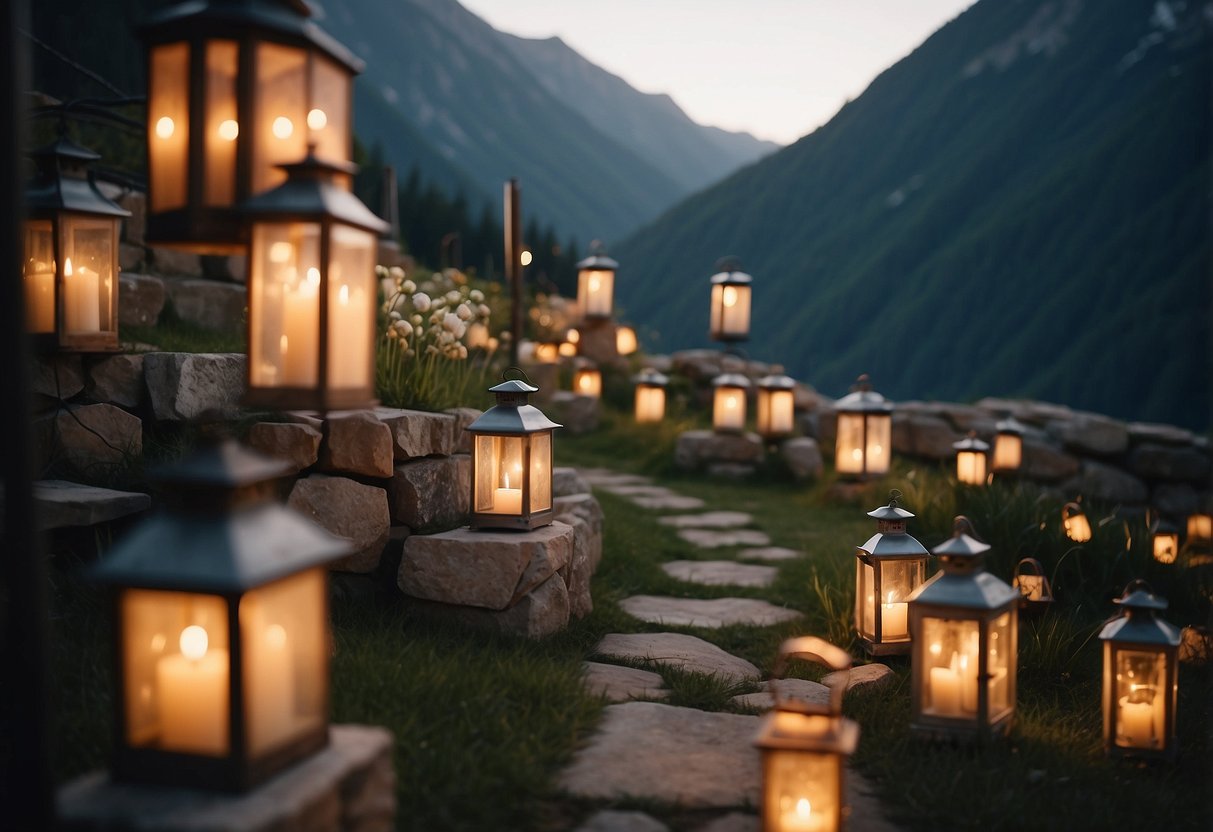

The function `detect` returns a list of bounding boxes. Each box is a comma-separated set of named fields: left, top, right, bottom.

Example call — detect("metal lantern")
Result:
left=141, top=0, right=362, bottom=251
left=240, top=152, right=389, bottom=411
left=576, top=245, right=617, bottom=321
left=23, top=137, right=130, bottom=352
left=90, top=441, right=350, bottom=791
left=1063, top=501, right=1092, bottom=543
left=992, top=417, right=1025, bottom=473
left=1187, top=512, right=1212, bottom=545
left=1150, top=517, right=1180, bottom=564
left=908, top=517, right=1019, bottom=740
left=756, top=374, right=797, bottom=440
left=573, top=364, right=603, bottom=398
left=1099, top=580, right=1180, bottom=760
left=834, top=374, right=893, bottom=479
left=953, top=433, right=990, bottom=486
left=713, top=372, right=751, bottom=434
left=855, top=492, right=930, bottom=657
left=1011, top=557, right=1054, bottom=614
left=466, top=374, right=562, bottom=531
left=708, top=257, right=752, bottom=342
left=533, top=341, right=560, bottom=364
left=754, top=637, right=859, bottom=832
left=616, top=324, right=638, bottom=356
left=634, top=369, right=668, bottom=424
left=558, top=339, right=578, bottom=358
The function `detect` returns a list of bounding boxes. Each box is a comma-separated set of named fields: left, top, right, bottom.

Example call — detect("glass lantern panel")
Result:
left=575, top=370, right=602, bottom=398
left=1188, top=513, right=1212, bottom=541
left=758, top=389, right=796, bottom=437
left=1153, top=533, right=1179, bottom=564
left=61, top=215, right=117, bottom=335
left=835, top=413, right=865, bottom=475
left=203, top=40, right=239, bottom=207
left=578, top=269, right=613, bottom=318
left=476, top=434, right=525, bottom=514
left=240, top=568, right=326, bottom=756
left=714, top=386, right=746, bottom=431
left=327, top=224, right=375, bottom=390
left=876, top=560, right=919, bottom=641
left=253, top=43, right=307, bottom=194
left=616, top=326, right=638, bottom=355
left=763, top=742, right=841, bottom=832
left=635, top=386, right=665, bottom=423
left=530, top=431, right=552, bottom=512
left=920, top=617, right=981, bottom=719
left=957, top=451, right=987, bottom=485
left=710, top=283, right=751, bottom=339
left=310, top=56, right=351, bottom=170
left=121, top=589, right=230, bottom=756
left=1114, top=648, right=1168, bottom=750
left=23, top=220, right=55, bottom=333
left=534, top=343, right=559, bottom=363
left=992, top=434, right=1022, bottom=471
left=856, top=560, right=875, bottom=640
left=987, top=612, right=1012, bottom=719
left=865, top=414, right=891, bottom=475
left=148, top=42, right=190, bottom=212
left=1064, top=511, right=1092, bottom=543
left=249, top=222, right=322, bottom=388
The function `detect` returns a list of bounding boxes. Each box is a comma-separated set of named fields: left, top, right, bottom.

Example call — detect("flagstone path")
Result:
left=661, top=560, right=778, bottom=588
left=619, top=595, right=801, bottom=629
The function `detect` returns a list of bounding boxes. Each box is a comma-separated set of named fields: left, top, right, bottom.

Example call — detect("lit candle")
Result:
left=24, top=263, right=55, bottom=333
left=330, top=282, right=370, bottom=387
left=156, top=625, right=229, bottom=754
left=245, top=606, right=294, bottom=750
left=64, top=257, right=101, bottom=333
left=779, top=796, right=824, bottom=832
left=718, top=393, right=744, bottom=430
left=929, top=663, right=962, bottom=717
left=1118, top=693, right=1155, bottom=748
left=880, top=593, right=908, bottom=640
left=493, top=472, right=522, bottom=515
left=281, top=270, right=319, bottom=386
left=721, top=285, right=746, bottom=334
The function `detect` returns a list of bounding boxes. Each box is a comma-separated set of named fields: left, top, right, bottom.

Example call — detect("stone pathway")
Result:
left=595, top=632, right=760, bottom=683
left=730, top=678, right=831, bottom=711
left=738, top=545, right=802, bottom=562
left=661, top=560, right=777, bottom=588
left=620, top=596, right=801, bottom=629
left=678, top=528, right=771, bottom=548
left=582, top=661, right=669, bottom=702
left=657, top=510, right=754, bottom=529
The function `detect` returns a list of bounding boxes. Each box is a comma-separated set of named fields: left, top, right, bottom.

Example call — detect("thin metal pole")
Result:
left=504, top=178, right=522, bottom=366
left=1, top=0, right=54, bottom=826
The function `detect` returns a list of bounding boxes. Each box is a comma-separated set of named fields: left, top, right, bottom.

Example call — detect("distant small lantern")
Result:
left=1150, top=517, right=1180, bottom=564
left=834, top=374, right=893, bottom=479
left=90, top=441, right=350, bottom=791
left=992, top=417, right=1025, bottom=473
left=855, top=491, right=930, bottom=657
left=533, top=341, right=560, bottom=364
left=754, top=637, right=859, bottom=832
left=241, top=152, right=389, bottom=411
left=634, top=369, right=668, bottom=424
left=23, top=136, right=130, bottom=353
left=141, top=0, right=362, bottom=251
left=466, top=373, right=561, bottom=531
left=1187, top=512, right=1212, bottom=545
left=558, top=340, right=578, bottom=358
left=708, top=257, right=752, bottom=342
left=576, top=245, right=617, bottom=320
left=909, top=516, right=1019, bottom=740
left=1011, top=557, right=1054, bottom=614
left=713, top=373, right=751, bottom=434
left=756, top=374, right=797, bottom=441
left=616, top=324, right=639, bottom=356
left=953, top=433, right=990, bottom=486
left=1099, top=580, right=1180, bottom=760
left=1063, top=501, right=1092, bottom=543
left=573, top=364, right=603, bottom=398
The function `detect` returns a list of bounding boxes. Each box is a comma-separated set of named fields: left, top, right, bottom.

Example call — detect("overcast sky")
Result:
left=459, top=0, right=976, bottom=145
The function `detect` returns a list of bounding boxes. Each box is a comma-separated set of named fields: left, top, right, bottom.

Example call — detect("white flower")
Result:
left=414, top=325, right=424, bottom=337
left=413, top=292, right=431, bottom=312
left=393, top=320, right=411, bottom=337
left=401, top=279, right=416, bottom=294
left=380, top=277, right=397, bottom=299
left=442, top=311, right=467, bottom=339
left=457, top=344, right=468, bottom=359
left=386, top=328, right=398, bottom=340
left=389, top=266, right=405, bottom=280
left=389, top=310, right=402, bottom=321
left=469, top=289, right=484, bottom=302
left=410, top=314, right=422, bottom=325
left=456, top=303, right=473, bottom=321
left=478, top=303, right=491, bottom=319
left=425, top=345, right=440, bottom=356
left=445, top=289, right=461, bottom=304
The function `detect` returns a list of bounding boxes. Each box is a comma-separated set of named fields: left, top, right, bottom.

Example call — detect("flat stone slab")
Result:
left=34, top=480, right=151, bottom=530
left=678, top=529, right=772, bottom=548
left=558, top=702, right=761, bottom=808
left=583, top=662, right=669, bottom=702
left=596, top=633, right=760, bottom=682
left=576, top=810, right=670, bottom=832
left=577, top=469, right=653, bottom=487
left=694, top=814, right=758, bottom=832
left=662, top=560, right=777, bottom=588
left=824, top=663, right=895, bottom=695
left=658, top=511, right=754, bottom=529
left=738, top=546, right=802, bottom=562
left=619, top=596, right=801, bottom=629
left=600, top=484, right=674, bottom=497
left=731, top=678, right=832, bottom=711
left=630, top=494, right=707, bottom=511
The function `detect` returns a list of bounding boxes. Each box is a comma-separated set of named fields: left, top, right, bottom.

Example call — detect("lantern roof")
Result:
left=709, top=268, right=752, bottom=286
left=953, top=433, right=990, bottom=452
left=757, top=373, right=796, bottom=390
left=836, top=374, right=893, bottom=413
left=932, top=516, right=991, bottom=560
left=867, top=491, right=915, bottom=521
left=859, top=530, right=929, bottom=559
left=467, top=374, right=562, bottom=435
left=25, top=136, right=132, bottom=219
left=634, top=368, right=669, bottom=387
left=911, top=517, right=1017, bottom=609
left=1150, top=516, right=1179, bottom=535
left=239, top=151, right=391, bottom=235
left=1100, top=581, right=1181, bottom=646
left=575, top=253, right=618, bottom=271
left=713, top=372, right=751, bottom=389
left=996, top=416, right=1027, bottom=436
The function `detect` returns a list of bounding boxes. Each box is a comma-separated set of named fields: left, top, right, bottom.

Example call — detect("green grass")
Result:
left=120, top=303, right=247, bottom=354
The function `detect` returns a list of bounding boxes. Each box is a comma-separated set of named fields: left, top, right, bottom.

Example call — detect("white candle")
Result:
left=958, top=652, right=979, bottom=713
left=880, top=594, right=908, bottom=640
left=281, top=274, right=319, bottom=386
left=156, top=625, right=229, bottom=755
left=929, top=665, right=962, bottom=717
left=493, top=469, right=523, bottom=515
left=330, top=283, right=370, bottom=388
left=247, top=618, right=294, bottom=750
left=64, top=258, right=101, bottom=334
left=24, top=266, right=55, bottom=333
left=1119, top=695, right=1155, bottom=748
left=779, top=796, right=825, bottom=832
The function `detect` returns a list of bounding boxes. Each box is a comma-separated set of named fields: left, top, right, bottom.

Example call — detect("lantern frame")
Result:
left=712, top=372, right=751, bottom=434
left=708, top=257, right=753, bottom=343
left=908, top=517, right=1019, bottom=741
left=90, top=441, right=350, bottom=791
left=992, top=417, right=1025, bottom=474
left=1011, top=556, right=1054, bottom=614
left=465, top=375, right=562, bottom=531
left=756, top=373, right=797, bottom=441
left=140, top=0, right=363, bottom=252
left=855, top=492, right=930, bottom=657
left=1062, top=501, right=1092, bottom=543
left=1098, top=580, right=1180, bottom=761
left=575, top=246, right=617, bottom=321
left=834, top=374, right=893, bottom=480
left=633, top=368, right=669, bottom=424
left=1150, top=517, right=1180, bottom=564
left=953, top=433, right=990, bottom=487
left=754, top=637, right=859, bottom=832
left=23, top=136, right=130, bottom=353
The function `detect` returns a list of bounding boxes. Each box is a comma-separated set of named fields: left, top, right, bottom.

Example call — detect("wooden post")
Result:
left=504, top=178, right=522, bottom=366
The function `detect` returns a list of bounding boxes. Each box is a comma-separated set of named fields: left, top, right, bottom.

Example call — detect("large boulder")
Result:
left=674, top=430, right=763, bottom=471
left=149, top=246, right=203, bottom=278
left=1021, top=438, right=1081, bottom=482
left=118, top=273, right=166, bottom=327
left=144, top=352, right=246, bottom=421
left=85, top=354, right=145, bottom=409
left=444, top=407, right=482, bottom=454
left=1046, top=412, right=1129, bottom=456
left=780, top=437, right=823, bottom=480
left=553, top=467, right=592, bottom=497
left=1152, top=483, right=1202, bottom=517
left=320, top=411, right=394, bottom=478
left=557, top=514, right=596, bottom=619
left=41, top=403, right=142, bottom=470
left=388, top=455, right=470, bottom=532
left=1064, top=461, right=1149, bottom=505
left=894, top=411, right=961, bottom=460
left=547, top=391, right=599, bottom=435
left=287, top=475, right=390, bottom=573
left=246, top=421, right=322, bottom=475
left=445, top=571, right=572, bottom=639
left=374, top=407, right=457, bottom=460
left=1126, top=443, right=1210, bottom=483
left=1128, top=422, right=1195, bottom=447
left=162, top=277, right=246, bottom=332
left=32, top=355, right=84, bottom=406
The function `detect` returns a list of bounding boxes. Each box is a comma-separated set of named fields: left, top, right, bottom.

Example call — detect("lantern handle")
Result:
left=501, top=366, right=533, bottom=385
left=887, top=489, right=902, bottom=507
left=769, top=636, right=851, bottom=717
left=1014, top=556, right=1044, bottom=578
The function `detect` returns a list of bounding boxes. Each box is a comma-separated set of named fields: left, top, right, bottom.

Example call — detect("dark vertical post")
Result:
left=380, top=164, right=399, bottom=243
left=1, top=0, right=53, bottom=827
left=504, top=178, right=522, bottom=366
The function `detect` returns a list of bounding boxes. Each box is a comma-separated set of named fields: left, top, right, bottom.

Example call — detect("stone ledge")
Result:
left=34, top=480, right=151, bottom=530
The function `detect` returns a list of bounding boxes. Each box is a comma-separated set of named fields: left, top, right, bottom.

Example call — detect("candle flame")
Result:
left=155, top=116, right=175, bottom=139
left=218, top=119, right=239, bottom=141
left=64, top=257, right=73, bottom=277
left=272, top=115, right=294, bottom=139
left=180, top=625, right=209, bottom=661
left=589, top=276, right=601, bottom=292
left=929, top=642, right=942, bottom=656
left=339, top=284, right=350, bottom=304
left=503, top=472, right=510, bottom=489
left=306, top=267, right=321, bottom=286
left=722, top=286, right=737, bottom=308
left=280, top=334, right=289, bottom=355
left=886, top=591, right=895, bottom=604
left=796, top=798, right=812, bottom=819
left=307, top=108, right=328, bottom=131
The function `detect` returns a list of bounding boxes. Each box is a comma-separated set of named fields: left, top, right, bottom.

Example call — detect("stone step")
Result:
left=657, top=511, right=754, bottom=529
left=595, top=632, right=760, bottom=683
left=737, top=546, right=802, bottom=562
left=678, top=528, right=771, bottom=548
left=34, top=480, right=151, bottom=530
left=619, top=596, right=800, bottom=629
left=662, top=560, right=777, bottom=588
left=582, top=662, right=670, bottom=703
left=730, top=678, right=831, bottom=711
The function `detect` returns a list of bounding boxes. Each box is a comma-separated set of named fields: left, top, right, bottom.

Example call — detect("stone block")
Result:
left=288, top=475, right=390, bottom=573
left=706, top=462, right=757, bottom=478
left=41, top=404, right=142, bottom=470
left=1126, top=443, right=1210, bottom=483
left=149, top=246, right=203, bottom=278
left=399, top=522, right=573, bottom=610
left=85, top=354, right=145, bottom=409
left=444, top=407, right=481, bottom=454
left=595, top=632, right=760, bottom=682
left=320, top=411, right=394, bottom=479
left=557, top=514, right=596, bottom=619
left=1128, top=422, right=1195, bottom=446
left=118, top=273, right=165, bottom=327
left=896, top=411, right=961, bottom=459
left=577, top=319, right=624, bottom=367
left=674, top=430, right=763, bottom=471
left=144, top=352, right=246, bottom=421
left=823, top=663, right=895, bottom=695
left=780, top=436, right=823, bottom=480
left=812, top=404, right=837, bottom=446
left=577, top=810, right=669, bottom=832
left=32, top=354, right=84, bottom=404
left=119, top=242, right=145, bottom=273
left=117, top=190, right=145, bottom=246
left=1152, top=483, right=1201, bottom=517
left=548, top=391, right=599, bottom=435
left=374, top=407, right=457, bottom=459
left=553, top=493, right=605, bottom=567
left=1046, top=412, right=1129, bottom=456
left=582, top=662, right=669, bottom=703
left=247, top=422, right=322, bottom=475
left=1021, top=437, right=1081, bottom=482
left=553, top=466, right=592, bottom=497
left=387, top=455, right=469, bottom=532
left=163, top=277, right=246, bottom=332
left=34, top=480, right=151, bottom=530
left=1064, top=461, right=1149, bottom=505
left=447, top=570, right=572, bottom=638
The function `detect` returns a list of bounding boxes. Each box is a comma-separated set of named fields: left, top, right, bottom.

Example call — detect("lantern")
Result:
left=140, top=0, right=362, bottom=251
left=573, top=364, right=603, bottom=398
left=713, top=373, right=751, bottom=433
left=466, top=374, right=562, bottom=531
left=992, top=417, right=1025, bottom=473
left=240, top=152, right=389, bottom=411
left=23, top=136, right=130, bottom=353
left=576, top=245, right=617, bottom=320
left=1150, top=517, right=1180, bottom=564
left=855, top=491, right=930, bottom=657
left=616, top=324, right=638, bottom=356
left=708, top=258, right=752, bottom=342
left=908, top=517, right=1019, bottom=740
left=756, top=374, right=797, bottom=441
left=754, top=637, right=859, bottom=832
left=1011, top=557, right=1054, bottom=614
left=634, top=369, right=668, bottom=424
left=90, top=440, right=350, bottom=791
left=1099, top=580, right=1180, bottom=760
left=953, top=433, right=990, bottom=486
left=533, top=341, right=560, bottom=364
left=558, top=340, right=578, bottom=358
left=834, top=374, right=893, bottom=479
left=1187, top=512, right=1212, bottom=545
left=466, top=322, right=490, bottom=351
left=1062, top=501, right=1092, bottom=543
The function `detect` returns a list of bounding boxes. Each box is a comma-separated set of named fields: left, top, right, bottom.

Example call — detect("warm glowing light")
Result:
left=726, top=395, right=738, bottom=409
left=929, top=642, right=942, bottom=657
left=567, top=329, right=580, bottom=344
left=306, top=267, right=321, bottom=286
left=520, top=250, right=533, bottom=266
left=795, top=798, right=812, bottom=821
left=307, top=108, right=328, bottom=131
left=589, top=275, right=600, bottom=292
left=266, top=624, right=287, bottom=649
left=218, top=119, right=239, bottom=141
left=151, top=634, right=166, bottom=652
left=272, top=116, right=294, bottom=139
left=64, top=257, right=73, bottom=276
left=155, top=116, right=175, bottom=139
left=180, top=625, right=209, bottom=660
left=722, top=285, right=737, bottom=307
left=339, top=283, right=350, bottom=304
